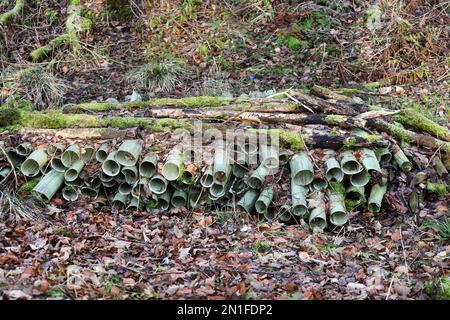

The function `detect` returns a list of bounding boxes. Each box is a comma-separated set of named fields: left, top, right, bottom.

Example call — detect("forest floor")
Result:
left=0, top=1, right=449, bottom=300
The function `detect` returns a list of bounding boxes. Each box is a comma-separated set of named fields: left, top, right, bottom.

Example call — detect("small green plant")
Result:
left=423, top=216, right=450, bottom=244
left=253, top=240, right=271, bottom=254
left=128, top=61, right=186, bottom=93
left=46, top=286, right=68, bottom=298
left=424, top=276, right=450, bottom=300
left=44, top=7, right=59, bottom=24
left=53, top=227, right=76, bottom=238
left=103, top=274, right=122, bottom=296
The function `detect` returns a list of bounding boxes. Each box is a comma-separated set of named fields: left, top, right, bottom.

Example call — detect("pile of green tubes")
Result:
left=0, top=139, right=414, bottom=229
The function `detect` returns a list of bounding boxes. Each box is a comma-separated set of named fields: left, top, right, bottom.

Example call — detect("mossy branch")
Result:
left=0, top=0, right=25, bottom=24
left=30, top=2, right=91, bottom=62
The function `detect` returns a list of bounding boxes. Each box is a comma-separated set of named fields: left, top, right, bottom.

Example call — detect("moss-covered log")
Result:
left=0, top=0, right=25, bottom=24
left=309, top=84, right=449, bottom=142
left=66, top=103, right=368, bottom=129
left=393, top=109, right=450, bottom=141
left=63, top=96, right=299, bottom=113
left=251, top=129, right=386, bottom=151
left=367, top=119, right=450, bottom=153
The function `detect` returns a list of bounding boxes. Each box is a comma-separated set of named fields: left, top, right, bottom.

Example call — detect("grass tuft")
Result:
left=128, top=60, right=186, bottom=93
left=3, top=66, right=68, bottom=110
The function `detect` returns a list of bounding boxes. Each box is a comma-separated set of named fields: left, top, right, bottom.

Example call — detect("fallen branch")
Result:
left=30, top=1, right=91, bottom=61
left=0, top=0, right=25, bottom=24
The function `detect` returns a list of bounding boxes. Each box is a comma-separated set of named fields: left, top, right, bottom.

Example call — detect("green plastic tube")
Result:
left=102, top=151, right=120, bottom=176
left=213, top=144, right=232, bottom=183
left=82, top=145, right=96, bottom=163
left=210, top=182, right=226, bottom=198
left=291, top=182, right=308, bottom=217
left=21, top=149, right=48, bottom=177
left=102, top=179, right=116, bottom=188
left=290, top=151, right=314, bottom=186
left=116, top=139, right=142, bottom=166
left=162, top=147, right=183, bottom=181
left=393, top=147, right=412, bottom=172
left=122, top=165, right=138, bottom=184
left=119, top=182, right=134, bottom=195
left=6, top=150, right=26, bottom=167
left=255, top=188, right=274, bottom=214
left=112, top=192, right=128, bottom=207
left=62, top=185, right=78, bottom=201
left=65, top=177, right=83, bottom=187
left=32, top=169, right=64, bottom=202
left=350, top=169, right=371, bottom=187
left=188, top=187, right=206, bottom=209
left=312, top=176, right=328, bottom=190
left=361, top=148, right=381, bottom=173
left=140, top=154, right=158, bottom=178
left=329, top=191, right=348, bottom=226
left=247, top=164, right=268, bottom=189
left=157, top=190, right=172, bottom=210
left=51, top=156, right=66, bottom=172
left=0, top=166, right=11, bottom=179
left=64, top=159, right=85, bottom=182
left=47, top=143, right=65, bottom=155
left=340, top=150, right=362, bottom=175
left=171, top=189, right=187, bottom=208
left=375, top=147, right=392, bottom=166
left=16, top=142, right=32, bottom=156
left=181, top=169, right=196, bottom=185
left=237, top=189, right=259, bottom=213
left=278, top=150, right=291, bottom=166
left=100, top=171, right=114, bottom=183
left=260, top=145, right=279, bottom=170
left=149, top=174, right=168, bottom=194
left=61, top=145, right=80, bottom=168
left=127, top=197, right=143, bottom=210
left=233, top=149, right=249, bottom=178
left=230, top=178, right=247, bottom=195
left=264, top=208, right=276, bottom=221
left=146, top=194, right=159, bottom=211
left=80, top=186, right=98, bottom=198
left=345, top=185, right=366, bottom=210
left=325, top=157, right=344, bottom=182
left=95, top=143, right=109, bottom=162
left=115, top=171, right=126, bottom=183
left=200, top=166, right=214, bottom=188
left=85, top=176, right=101, bottom=189
left=308, top=192, right=327, bottom=230
left=279, top=205, right=292, bottom=222
left=368, top=183, right=387, bottom=212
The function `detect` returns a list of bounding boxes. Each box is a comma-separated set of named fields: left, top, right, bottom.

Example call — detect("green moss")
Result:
left=363, top=82, right=383, bottom=91
left=426, top=182, right=448, bottom=197
left=276, top=130, right=305, bottom=150
left=343, top=136, right=357, bottom=148
left=0, top=107, right=21, bottom=127
left=425, top=276, right=450, bottom=300
left=18, top=179, right=39, bottom=194
left=3, top=95, right=33, bottom=110
left=325, top=115, right=346, bottom=123
left=358, top=133, right=382, bottom=143
left=395, top=109, right=450, bottom=141
left=71, top=96, right=234, bottom=112
left=386, top=122, right=413, bottom=144
left=329, top=182, right=345, bottom=196
left=17, top=110, right=194, bottom=132
left=20, top=110, right=100, bottom=129
left=53, top=226, right=76, bottom=237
